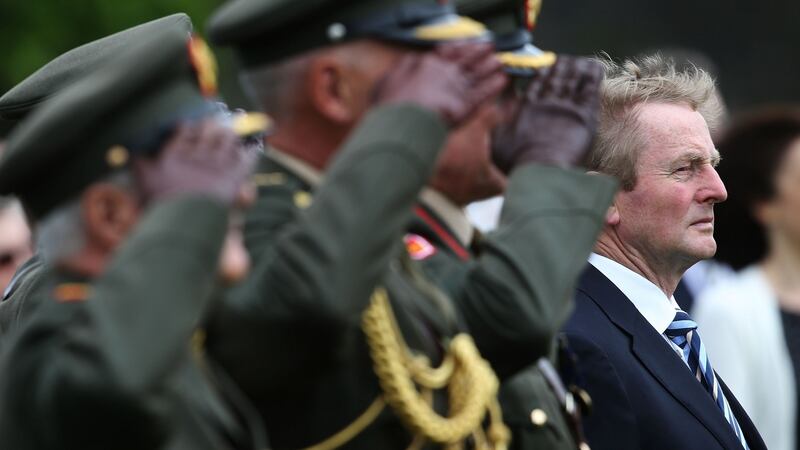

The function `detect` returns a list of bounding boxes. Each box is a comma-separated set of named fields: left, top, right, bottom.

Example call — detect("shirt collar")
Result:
left=588, top=253, right=680, bottom=334
left=266, top=147, right=323, bottom=187
left=419, top=188, right=474, bottom=246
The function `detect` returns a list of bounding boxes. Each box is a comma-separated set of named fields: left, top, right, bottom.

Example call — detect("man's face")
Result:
left=613, top=102, right=727, bottom=270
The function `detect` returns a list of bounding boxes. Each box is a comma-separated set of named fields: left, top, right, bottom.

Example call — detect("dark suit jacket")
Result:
left=563, top=264, right=766, bottom=450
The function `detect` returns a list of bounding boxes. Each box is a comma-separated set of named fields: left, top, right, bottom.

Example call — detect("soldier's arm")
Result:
left=455, top=165, right=617, bottom=378
left=207, top=104, right=447, bottom=394
left=0, top=196, right=227, bottom=448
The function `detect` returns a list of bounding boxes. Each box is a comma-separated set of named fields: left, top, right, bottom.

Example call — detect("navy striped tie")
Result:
left=665, top=310, right=749, bottom=450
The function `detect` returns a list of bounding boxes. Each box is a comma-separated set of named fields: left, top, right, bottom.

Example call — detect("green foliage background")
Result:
left=0, top=0, right=235, bottom=136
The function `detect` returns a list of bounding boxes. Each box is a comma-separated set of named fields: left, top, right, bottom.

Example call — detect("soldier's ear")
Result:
left=306, top=54, right=356, bottom=125
left=80, top=183, right=140, bottom=252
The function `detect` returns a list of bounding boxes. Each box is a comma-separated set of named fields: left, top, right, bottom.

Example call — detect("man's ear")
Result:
left=80, top=183, right=140, bottom=252
left=306, top=55, right=357, bottom=125
left=605, top=202, right=620, bottom=226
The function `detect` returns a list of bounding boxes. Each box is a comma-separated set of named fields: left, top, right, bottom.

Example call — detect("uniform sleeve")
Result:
left=207, top=104, right=448, bottom=395
left=564, top=332, right=640, bottom=450
left=0, top=195, right=228, bottom=449
left=456, top=165, right=618, bottom=378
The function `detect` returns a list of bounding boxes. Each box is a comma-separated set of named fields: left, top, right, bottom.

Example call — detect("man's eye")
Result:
left=674, top=166, right=692, bottom=173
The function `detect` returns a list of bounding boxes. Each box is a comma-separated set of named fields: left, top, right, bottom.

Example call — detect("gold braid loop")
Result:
left=362, top=287, right=511, bottom=448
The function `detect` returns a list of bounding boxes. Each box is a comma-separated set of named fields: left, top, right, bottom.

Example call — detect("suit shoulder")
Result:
left=564, top=288, right=612, bottom=335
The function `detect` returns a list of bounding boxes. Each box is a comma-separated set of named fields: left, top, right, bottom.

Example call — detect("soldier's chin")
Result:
left=218, top=229, right=250, bottom=284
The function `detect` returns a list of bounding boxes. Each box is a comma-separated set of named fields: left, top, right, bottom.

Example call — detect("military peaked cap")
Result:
left=207, top=0, right=491, bottom=68
left=0, top=14, right=193, bottom=120
left=456, top=0, right=555, bottom=75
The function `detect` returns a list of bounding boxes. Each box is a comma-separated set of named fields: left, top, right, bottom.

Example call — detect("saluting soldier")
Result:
left=405, top=0, right=614, bottom=448
left=0, top=13, right=194, bottom=338
left=0, top=28, right=270, bottom=450
left=204, top=0, right=516, bottom=448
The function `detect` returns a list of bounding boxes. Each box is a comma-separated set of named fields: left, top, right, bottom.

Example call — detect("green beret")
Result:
left=207, top=0, right=490, bottom=68
left=0, top=28, right=264, bottom=220
left=456, top=0, right=555, bottom=75
left=0, top=13, right=193, bottom=121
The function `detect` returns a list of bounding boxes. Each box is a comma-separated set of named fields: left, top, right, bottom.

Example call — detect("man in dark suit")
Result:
left=563, top=54, right=767, bottom=450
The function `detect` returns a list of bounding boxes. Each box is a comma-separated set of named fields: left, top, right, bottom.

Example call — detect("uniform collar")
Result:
left=418, top=188, right=474, bottom=247
left=266, top=147, right=323, bottom=187
left=588, top=253, right=680, bottom=334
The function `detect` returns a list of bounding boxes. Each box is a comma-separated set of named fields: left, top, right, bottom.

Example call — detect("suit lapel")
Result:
left=719, top=377, right=767, bottom=450
left=578, top=265, right=746, bottom=449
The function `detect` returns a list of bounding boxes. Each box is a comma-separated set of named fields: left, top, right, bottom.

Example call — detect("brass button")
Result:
left=579, top=443, right=591, bottom=450
left=293, top=191, right=313, bottom=209
left=530, top=408, right=548, bottom=427
left=106, top=145, right=129, bottom=168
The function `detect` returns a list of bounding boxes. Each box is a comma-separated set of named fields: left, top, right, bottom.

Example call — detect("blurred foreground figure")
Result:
left=204, top=0, right=565, bottom=447
left=563, top=55, right=766, bottom=450
left=0, top=28, right=270, bottom=450
left=411, top=0, right=616, bottom=448
left=694, top=107, right=800, bottom=450
left=0, top=198, right=33, bottom=293
left=0, top=13, right=195, bottom=337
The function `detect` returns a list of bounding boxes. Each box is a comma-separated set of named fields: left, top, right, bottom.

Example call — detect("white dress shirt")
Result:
left=588, top=253, right=685, bottom=358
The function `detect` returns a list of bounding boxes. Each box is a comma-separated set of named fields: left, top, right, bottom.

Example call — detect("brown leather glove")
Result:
left=133, top=119, right=256, bottom=205
left=373, top=42, right=507, bottom=128
left=491, top=55, right=604, bottom=172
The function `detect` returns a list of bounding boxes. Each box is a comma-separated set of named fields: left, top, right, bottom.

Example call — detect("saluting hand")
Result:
left=133, top=119, right=257, bottom=206
left=491, top=55, right=604, bottom=172
left=372, top=42, right=507, bottom=128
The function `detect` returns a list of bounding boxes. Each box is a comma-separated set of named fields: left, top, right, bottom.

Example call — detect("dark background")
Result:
left=2, top=0, right=800, bottom=137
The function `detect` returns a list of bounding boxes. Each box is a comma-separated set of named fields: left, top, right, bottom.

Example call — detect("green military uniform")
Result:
left=206, top=105, right=463, bottom=449
left=0, top=13, right=194, bottom=339
left=0, top=254, right=47, bottom=336
left=0, top=27, right=269, bottom=450
left=408, top=184, right=588, bottom=450
left=0, top=198, right=267, bottom=450
left=419, top=2, right=591, bottom=448
left=207, top=1, right=512, bottom=448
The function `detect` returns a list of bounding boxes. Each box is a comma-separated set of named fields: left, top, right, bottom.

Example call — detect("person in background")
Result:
left=694, top=106, right=800, bottom=450
left=0, top=197, right=33, bottom=294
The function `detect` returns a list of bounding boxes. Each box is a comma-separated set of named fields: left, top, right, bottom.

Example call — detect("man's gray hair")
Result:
left=37, top=171, right=136, bottom=263
left=588, top=53, right=724, bottom=190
